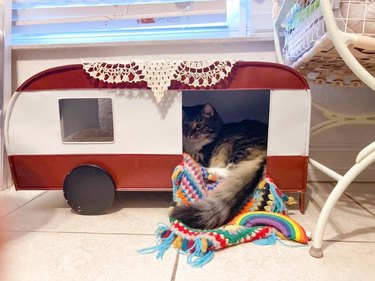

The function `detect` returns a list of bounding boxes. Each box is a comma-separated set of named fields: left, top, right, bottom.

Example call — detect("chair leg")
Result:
left=310, top=149, right=375, bottom=258
left=309, top=176, right=352, bottom=258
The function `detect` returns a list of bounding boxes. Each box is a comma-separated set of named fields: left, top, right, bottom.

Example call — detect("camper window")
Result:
left=59, top=98, right=114, bottom=143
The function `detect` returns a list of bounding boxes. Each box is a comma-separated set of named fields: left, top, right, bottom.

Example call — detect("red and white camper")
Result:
left=4, top=61, right=310, bottom=214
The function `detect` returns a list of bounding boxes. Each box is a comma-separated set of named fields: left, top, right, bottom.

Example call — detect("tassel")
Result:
left=172, top=235, right=183, bottom=249
left=188, top=238, right=203, bottom=256
left=268, top=181, right=288, bottom=214
left=184, top=238, right=215, bottom=268
left=155, top=231, right=176, bottom=260
left=138, top=224, right=176, bottom=260
left=201, top=238, right=208, bottom=253
left=187, top=251, right=214, bottom=268
left=181, top=238, right=189, bottom=251
left=155, top=223, right=170, bottom=237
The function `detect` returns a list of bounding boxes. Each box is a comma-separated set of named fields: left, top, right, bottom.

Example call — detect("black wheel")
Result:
left=63, top=165, right=115, bottom=215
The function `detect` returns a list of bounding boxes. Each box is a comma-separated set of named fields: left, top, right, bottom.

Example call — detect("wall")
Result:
left=309, top=84, right=375, bottom=181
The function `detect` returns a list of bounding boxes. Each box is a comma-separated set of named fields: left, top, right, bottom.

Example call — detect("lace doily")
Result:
left=82, top=60, right=237, bottom=102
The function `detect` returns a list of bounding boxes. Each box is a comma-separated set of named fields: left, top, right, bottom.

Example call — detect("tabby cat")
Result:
left=170, top=103, right=268, bottom=229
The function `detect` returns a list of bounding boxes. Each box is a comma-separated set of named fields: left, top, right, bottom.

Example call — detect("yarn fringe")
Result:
left=138, top=223, right=175, bottom=260
left=139, top=154, right=308, bottom=268
left=139, top=220, right=278, bottom=268
left=138, top=223, right=216, bottom=268
left=268, top=179, right=288, bottom=214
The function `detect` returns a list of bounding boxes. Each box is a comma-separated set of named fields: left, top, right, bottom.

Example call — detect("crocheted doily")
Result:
left=82, top=60, right=236, bottom=102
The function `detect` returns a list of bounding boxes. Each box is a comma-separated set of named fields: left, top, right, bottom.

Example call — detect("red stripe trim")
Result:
left=17, top=62, right=309, bottom=92
left=266, top=156, right=308, bottom=192
left=9, top=154, right=182, bottom=190
left=9, top=154, right=308, bottom=194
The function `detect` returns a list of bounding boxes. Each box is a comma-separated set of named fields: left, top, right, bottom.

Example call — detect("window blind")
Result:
left=12, top=0, right=240, bottom=45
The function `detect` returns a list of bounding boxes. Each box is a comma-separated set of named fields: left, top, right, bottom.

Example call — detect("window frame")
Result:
left=11, top=0, right=274, bottom=48
left=58, top=97, right=115, bottom=144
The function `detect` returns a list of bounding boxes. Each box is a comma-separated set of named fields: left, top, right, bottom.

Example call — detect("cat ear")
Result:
left=201, top=103, right=215, bottom=118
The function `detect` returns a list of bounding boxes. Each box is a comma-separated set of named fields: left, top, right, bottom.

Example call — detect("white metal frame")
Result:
left=0, top=0, right=11, bottom=190
left=273, top=0, right=375, bottom=258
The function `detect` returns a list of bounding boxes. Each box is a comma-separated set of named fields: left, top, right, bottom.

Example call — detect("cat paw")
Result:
left=191, top=152, right=205, bottom=163
left=207, top=167, right=229, bottom=179
left=168, top=201, right=178, bottom=216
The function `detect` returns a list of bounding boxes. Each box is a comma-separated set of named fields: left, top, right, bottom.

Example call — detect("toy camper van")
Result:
left=4, top=61, right=311, bottom=214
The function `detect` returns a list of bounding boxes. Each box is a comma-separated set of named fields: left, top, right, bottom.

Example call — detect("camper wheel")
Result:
left=63, top=165, right=116, bottom=215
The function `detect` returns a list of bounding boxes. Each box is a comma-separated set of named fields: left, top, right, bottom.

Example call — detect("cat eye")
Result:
left=195, top=123, right=204, bottom=129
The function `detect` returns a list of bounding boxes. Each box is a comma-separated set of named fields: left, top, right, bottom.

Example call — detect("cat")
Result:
left=170, top=103, right=268, bottom=229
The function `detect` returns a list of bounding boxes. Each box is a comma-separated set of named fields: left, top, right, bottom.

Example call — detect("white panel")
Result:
left=7, top=89, right=182, bottom=155
left=267, top=89, right=311, bottom=156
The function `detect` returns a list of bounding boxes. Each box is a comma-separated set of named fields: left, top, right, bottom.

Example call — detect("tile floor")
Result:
left=0, top=182, right=374, bottom=281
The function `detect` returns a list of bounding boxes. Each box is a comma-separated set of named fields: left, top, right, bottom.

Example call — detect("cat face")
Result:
left=182, top=103, right=223, bottom=143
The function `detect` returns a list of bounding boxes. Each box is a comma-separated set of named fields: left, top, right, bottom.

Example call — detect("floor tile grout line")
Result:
left=0, top=191, right=48, bottom=219
left=343, top=192, right=375, bottom=217
left=4, top=230, right=374, bottom=242
left=326, top=182, right=374, bottom=216
left=323, top=240, right=375, bottom=244
left=327, top=181, right=375, bottom=184
left=170, top=252, right=180, bottom=281
left=309, top=190, right=375, bottom=244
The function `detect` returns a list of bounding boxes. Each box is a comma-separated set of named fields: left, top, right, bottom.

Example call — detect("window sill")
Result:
left=12, top=32, right=274, bottom=50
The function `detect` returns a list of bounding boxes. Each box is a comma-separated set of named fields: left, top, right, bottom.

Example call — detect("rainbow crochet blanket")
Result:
left=139, top=153, right=308, bottom=267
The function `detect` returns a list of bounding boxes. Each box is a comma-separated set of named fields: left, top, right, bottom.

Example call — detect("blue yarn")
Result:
left=172, top=169, right=183, bottom=202
left=187, top=251, right=215, bottom=268
left=155, top=232, right=176, bottom=260
left=138, top=226, right=176, bottom=260
left=250, top=188, right=261, bottom=212
left=277, top=238, right=308, bottom=248
left=186, top=239, right=216, bottom=268
left=155, top=223, right=170, bottom=237
left=252, top=232, right=278, bottom=246
left=268, top=181, right=288, bottom=213
left=181, top=238, right=189, bottom=251
left=189, top=238, right=203, bottom=256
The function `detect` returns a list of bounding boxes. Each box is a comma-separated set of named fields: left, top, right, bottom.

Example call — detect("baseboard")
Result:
left=308, top=146, right=375, bottom=182
left=308, top=166, right=375, bottom=182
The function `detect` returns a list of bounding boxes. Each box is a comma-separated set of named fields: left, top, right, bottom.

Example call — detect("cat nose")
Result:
left=187, top=132, right=195, bottom=139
